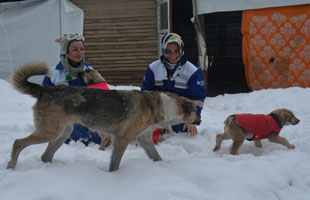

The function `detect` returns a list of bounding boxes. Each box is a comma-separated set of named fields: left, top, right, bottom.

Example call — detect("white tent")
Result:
left=0, top=0, right=83, bottom=82
left=196, top=0, right=310, bottom=15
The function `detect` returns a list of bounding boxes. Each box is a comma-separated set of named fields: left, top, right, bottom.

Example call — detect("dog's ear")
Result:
left=77, top=71, right=84, bottom=80
left=181, top=100, right=196, bottom=113
left=278, top=110, right=289, bottom=122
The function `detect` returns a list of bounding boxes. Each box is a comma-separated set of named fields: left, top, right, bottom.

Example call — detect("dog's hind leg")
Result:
left=41, top=125, right=73, bottom=163
left=7, top=131, right=58, bottom=169
left=137, top=131, right=162, bottom=161
left=268, top=134, right=295, bottom=149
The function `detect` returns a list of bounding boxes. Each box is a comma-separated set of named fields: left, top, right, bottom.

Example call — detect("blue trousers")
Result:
left=65, top=124, right=101, bottom=146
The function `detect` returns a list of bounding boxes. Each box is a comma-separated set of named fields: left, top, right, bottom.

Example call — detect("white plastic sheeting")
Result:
left=197, top=0, right=310, bottom=15
left=0, top=0, right=83, bottom=82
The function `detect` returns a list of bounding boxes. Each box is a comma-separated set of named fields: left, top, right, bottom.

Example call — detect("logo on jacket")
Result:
left=197, top=80, right=205, bottom=86
left=177, top=74, right=188, bottom=80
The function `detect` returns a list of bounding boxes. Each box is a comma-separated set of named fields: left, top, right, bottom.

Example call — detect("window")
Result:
left=159, top=2, right=168, bottom=30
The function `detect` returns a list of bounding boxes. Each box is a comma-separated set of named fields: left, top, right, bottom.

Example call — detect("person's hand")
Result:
left=183, top=123, right=198, bottom=137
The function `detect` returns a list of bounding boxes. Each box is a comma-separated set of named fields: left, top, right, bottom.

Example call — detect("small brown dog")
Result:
left=213, top=108, right=300, bottom=155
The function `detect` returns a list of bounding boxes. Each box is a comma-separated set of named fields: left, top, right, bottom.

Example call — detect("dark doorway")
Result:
left=171, top=1, right=249, bottom=96
left=171, top=0, right=198, bottom=67
left=204, top=11, right=250, bottom=96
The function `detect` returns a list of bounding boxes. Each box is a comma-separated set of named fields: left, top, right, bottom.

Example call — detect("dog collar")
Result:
left=268, top=113, right=282, bottom=128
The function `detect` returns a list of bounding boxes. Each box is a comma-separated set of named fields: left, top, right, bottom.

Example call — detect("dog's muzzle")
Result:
left=293, top=118, right=300, bottom=125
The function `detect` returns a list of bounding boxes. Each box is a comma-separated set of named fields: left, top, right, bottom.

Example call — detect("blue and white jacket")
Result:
left=42, top=61, right=92, bottom=86
left=141, top=56, right=206, bottom=132
left=42, top=61, right=101, bottom=145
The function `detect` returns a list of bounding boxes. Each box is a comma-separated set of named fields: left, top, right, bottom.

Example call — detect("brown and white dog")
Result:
left=213, top=108, right=300, bottom=155
left=7, top=62, right=201, bottom=171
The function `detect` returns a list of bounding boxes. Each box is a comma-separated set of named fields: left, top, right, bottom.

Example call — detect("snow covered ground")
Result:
left=0, top=78, right=310, bottom=200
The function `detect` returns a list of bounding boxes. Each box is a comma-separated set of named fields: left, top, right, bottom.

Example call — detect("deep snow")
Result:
left=0, top=78, right=310, bottom=200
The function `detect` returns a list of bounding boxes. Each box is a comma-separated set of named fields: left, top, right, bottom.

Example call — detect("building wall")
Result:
left=71, top=0, right=158, bottom=86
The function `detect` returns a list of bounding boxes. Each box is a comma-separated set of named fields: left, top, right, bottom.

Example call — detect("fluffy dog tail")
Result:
left=11, top=62, right=49, bottom=99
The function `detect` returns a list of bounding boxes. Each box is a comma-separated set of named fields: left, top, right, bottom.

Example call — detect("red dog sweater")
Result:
left=88, top=82, right=110, bottom=90
left=234, top=113, right=282, bottom=140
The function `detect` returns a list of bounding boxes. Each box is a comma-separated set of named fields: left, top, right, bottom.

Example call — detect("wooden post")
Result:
left=192, top=0, right=208, bottom=93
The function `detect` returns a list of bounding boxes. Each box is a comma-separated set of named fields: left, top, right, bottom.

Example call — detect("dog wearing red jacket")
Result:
left=213, top=108, right=300, bottom=155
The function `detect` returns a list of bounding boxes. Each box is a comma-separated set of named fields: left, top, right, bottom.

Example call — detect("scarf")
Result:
left=163, top=59, right=180, bottom=80
left=60, top=55, right=85, bottom=78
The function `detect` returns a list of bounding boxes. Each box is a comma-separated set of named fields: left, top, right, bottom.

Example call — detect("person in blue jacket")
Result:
left=42, top=33, right=102, bottom=146
left=142, top=33, right=206, bottom=142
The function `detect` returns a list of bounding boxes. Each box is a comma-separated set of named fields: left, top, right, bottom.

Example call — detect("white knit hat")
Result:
left=55, top=33, right=85, bottom=77
left=56, top=33, right=85, bottom=56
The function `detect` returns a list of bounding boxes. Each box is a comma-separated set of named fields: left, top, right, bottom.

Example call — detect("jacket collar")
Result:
left=55, top=61, right=91, bottom=71
left=268, top=113, right=282, bottom=128
left=55, top=61, right=64, bottom=70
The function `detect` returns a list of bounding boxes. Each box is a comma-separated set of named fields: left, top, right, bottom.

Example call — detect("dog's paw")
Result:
left=99, top=136, right=111, bottom=150
left=213, top=146, right=220, bottom=152
left=288, top=144, right=295, bottom=149
left=229, top=150, right=238, bottom=155
left=254, top=140, right=262, bottom=148
left=7, top=161, right=16, bottom=169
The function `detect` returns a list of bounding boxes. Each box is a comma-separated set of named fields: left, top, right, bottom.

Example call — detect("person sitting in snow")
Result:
left=42, top=33, right=109, bottom=146
left=141, top=33, right=206, bottom=143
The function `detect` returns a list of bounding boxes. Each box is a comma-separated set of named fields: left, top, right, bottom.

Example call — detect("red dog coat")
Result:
left=234, top=113, right=282, bottom=140
left=88, top=82, right=110, bottom=90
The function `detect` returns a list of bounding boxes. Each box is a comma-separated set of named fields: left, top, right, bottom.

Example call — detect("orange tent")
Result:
left=242, top=5, right=310, bottom=90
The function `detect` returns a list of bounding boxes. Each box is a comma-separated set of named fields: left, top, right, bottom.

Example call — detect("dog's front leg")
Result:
left=109, top=137, right=130, bottom=172
left=254, top=140, right=262, bottom=148
left=137, top=132, right=162, bottom=161
left=230, top=135, right=245, bottom=155
left=268, top=134, right=295, bottom=149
